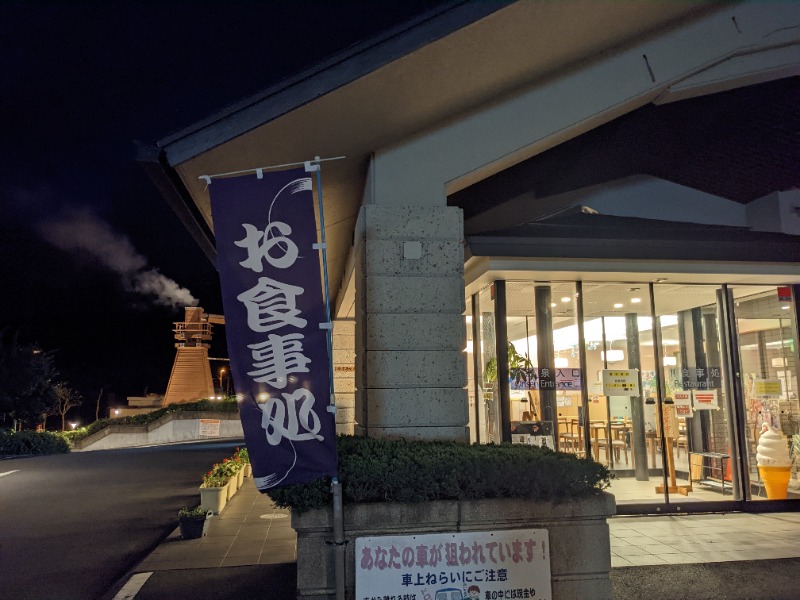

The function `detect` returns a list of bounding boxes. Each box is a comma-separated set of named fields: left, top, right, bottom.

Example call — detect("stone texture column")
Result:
left=332, top=318, right=356, bottom=435
left=354, top=205, right=467, bottom=441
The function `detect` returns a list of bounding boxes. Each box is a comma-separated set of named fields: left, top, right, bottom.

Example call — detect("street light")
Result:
left=218, top=367, right=230, bottom=395
left=70, top=422, right=78, bottom=430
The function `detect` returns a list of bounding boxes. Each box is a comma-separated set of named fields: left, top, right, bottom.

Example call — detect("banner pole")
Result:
left=307, top=157, right=345, bottom=600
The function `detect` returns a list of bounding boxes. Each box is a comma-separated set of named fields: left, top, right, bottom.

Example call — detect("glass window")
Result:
left=733, top=285, right=799, bottom=500
left=476, top=286, right=500, bottom=444
left=465, top=295, right=476, bottom=443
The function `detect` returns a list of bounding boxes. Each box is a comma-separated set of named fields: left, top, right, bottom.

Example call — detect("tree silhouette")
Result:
left=0, top=330, right=59, bottom=429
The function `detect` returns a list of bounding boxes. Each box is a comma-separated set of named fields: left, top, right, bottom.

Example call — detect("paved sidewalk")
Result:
left=137, top=479, right=295, bottom=571
left=113, top=481, right=800, bottom=599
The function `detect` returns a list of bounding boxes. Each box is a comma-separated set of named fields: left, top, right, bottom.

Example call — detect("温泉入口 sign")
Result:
left=356, top=529, right=551, bottom=600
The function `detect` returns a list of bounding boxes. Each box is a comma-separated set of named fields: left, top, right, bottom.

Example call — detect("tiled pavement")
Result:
left=135, top=478, right=800, bottom=574
left=610, top=511, right=800, bottom=567
left=136, top=481, right=295, bottom=571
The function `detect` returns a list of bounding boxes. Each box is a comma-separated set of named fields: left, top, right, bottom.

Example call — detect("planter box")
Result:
left=179, top=513, right=212, bottom=539
left=226, top=476, right=237, bottom=500
left=236, top=467, right=245, bottom=487
left=200, top=485, right=227, bottom=514
left=293, top=493, right=615, bottom=600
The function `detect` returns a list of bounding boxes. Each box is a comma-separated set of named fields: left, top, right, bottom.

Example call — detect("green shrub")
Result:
left=267, top=435, right=612, bottom=513
left=0, top=430, right=70, bottom=455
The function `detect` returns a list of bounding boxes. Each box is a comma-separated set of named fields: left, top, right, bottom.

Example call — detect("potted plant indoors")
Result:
left=177, top=506, right=212, bottom=539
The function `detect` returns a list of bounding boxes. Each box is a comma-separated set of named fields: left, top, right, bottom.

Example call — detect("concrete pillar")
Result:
left=353, top=204, right=468, bottom=441
left=332, top=318, right=356, bottom=435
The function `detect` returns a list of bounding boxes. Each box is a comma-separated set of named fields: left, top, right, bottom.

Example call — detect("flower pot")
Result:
left=244, top=463, right=252, bottom=478
left=179, top=512, right=211, bottom=540
left=226, top=476, right=237, bottom=500
left=236, top=467, right=244, bottom=487
left=200, top=485, right=227, bottom=514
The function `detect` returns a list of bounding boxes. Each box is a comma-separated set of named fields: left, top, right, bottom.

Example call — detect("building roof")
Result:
left=466, top=211, right=800, bottom=263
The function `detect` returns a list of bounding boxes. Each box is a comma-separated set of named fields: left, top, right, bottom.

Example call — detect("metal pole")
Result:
left=495, top=281, right=512, bottom=443
left=312, top=160, right=345, bottom=599
left=332, top=478, right=345, bottom=600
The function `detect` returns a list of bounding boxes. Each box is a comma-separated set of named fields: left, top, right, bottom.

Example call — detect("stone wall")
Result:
left=293, top=493, right=615, bottom=600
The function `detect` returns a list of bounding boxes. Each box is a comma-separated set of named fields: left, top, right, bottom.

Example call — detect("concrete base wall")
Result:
left=73, top=412, right=243, bottom=451
left=293, top=493, right=616, bottom=600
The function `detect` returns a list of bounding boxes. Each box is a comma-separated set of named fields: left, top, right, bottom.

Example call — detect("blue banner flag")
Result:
left=209, top=168, right=337, bottom=489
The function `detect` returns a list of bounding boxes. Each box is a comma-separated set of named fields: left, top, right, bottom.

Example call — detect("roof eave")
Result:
left=156, top=0, right=513, bottom=167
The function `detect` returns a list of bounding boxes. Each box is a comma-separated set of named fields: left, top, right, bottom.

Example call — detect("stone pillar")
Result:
left=354, top=204, right=467, bottom=441
left=332, top=319, right=356, bottom=435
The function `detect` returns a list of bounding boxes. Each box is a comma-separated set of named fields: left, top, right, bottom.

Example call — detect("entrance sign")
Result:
left=199, top=419, right=221, bottom=438
left=692, top=389, right=719, bottom=410
left=601, top=370, right=640, bottom=396
left=355, top=529, right=552, bottom=600
left=510, top=368, right=582, bottom=391
left=209, top=168, right=337, bottom=490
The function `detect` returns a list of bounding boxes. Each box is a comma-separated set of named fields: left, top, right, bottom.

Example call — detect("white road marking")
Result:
left=113, top=572, right=153, bottom=600
left=0, top=470, right=20, bottom=477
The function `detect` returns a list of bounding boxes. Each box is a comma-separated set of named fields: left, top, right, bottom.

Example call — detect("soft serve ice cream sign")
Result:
left=756, top=423, right=792, bottom=499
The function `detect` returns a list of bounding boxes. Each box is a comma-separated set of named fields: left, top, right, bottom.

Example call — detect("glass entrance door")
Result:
left=652, top=284, right=741, bottom=508
left=581, top=283, right=663, bottom=507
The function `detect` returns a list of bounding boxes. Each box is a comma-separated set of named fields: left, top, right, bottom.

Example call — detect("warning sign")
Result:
left=692, top=390, right=718, bottom=410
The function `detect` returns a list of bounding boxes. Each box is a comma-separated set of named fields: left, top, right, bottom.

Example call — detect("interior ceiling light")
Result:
left=550, top=303, right=557, bottom=307
left=561, top=297, right=571, bottom=303
left=601, top=349, right=624, bottom=362
left=613, top=303, right=623, bottom=309
left=631, top=298, right=642, bottom=304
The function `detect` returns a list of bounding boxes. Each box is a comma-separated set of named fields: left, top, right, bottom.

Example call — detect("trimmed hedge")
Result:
left=58, top=398, right=239, bottom=443
left=267, top=435, right=612, bottom=513
left=1, top=430, right=71, bottom=455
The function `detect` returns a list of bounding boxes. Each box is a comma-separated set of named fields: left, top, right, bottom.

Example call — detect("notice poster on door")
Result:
left=673, top=391, right=693, bottom=416
left=601, top=369, right=640, bottom=396
left=355, top=529, right=552, bottom=600
left=692, top=390, right=719, bottom=410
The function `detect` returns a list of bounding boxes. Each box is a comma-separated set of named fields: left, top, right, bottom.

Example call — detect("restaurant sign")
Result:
left=356, top=529, right=552, bottom=600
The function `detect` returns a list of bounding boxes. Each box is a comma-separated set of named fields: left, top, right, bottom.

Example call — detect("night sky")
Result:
left=1, top=0, right=440, bottom=423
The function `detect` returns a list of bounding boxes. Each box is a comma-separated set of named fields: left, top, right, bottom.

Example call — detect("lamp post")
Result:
left=218, top=367, right=227, bottom=396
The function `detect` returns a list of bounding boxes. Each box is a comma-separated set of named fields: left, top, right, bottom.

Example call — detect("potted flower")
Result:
left=237, top=447, right=252, bottom=477
left=177, top=506, right=212, bottom=539
left=199, top=472, right=229, bottom=514
left=232, top=454, right=245, bottom=488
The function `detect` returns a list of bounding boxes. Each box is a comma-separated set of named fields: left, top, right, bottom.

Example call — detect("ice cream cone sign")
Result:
left=756, top=423, right=791, bottom=500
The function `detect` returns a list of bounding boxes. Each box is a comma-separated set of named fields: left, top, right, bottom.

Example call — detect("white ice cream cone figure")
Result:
left=756, top=423, right=791, bottom=500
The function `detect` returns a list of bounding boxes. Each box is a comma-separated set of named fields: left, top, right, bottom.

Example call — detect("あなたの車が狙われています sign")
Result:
left=355, top=529, right=552, bottom=600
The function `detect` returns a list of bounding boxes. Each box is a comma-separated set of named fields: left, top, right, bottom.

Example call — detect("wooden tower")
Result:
left=163, top=307, right=224, bottom=405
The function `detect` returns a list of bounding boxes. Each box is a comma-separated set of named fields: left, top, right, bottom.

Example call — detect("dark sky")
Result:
left=1, top=0, right=440, bottom=421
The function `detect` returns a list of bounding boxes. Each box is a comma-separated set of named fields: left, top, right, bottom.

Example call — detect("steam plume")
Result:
left=38, top=208, right=198, bottom=309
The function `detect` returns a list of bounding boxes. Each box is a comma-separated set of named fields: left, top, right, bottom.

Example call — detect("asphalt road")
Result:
left=0, top=439, right=244, bottom=600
